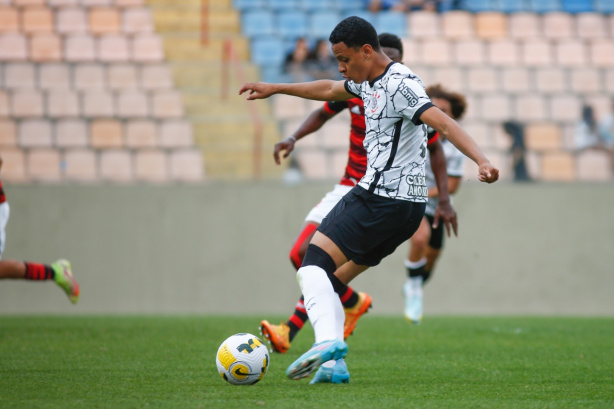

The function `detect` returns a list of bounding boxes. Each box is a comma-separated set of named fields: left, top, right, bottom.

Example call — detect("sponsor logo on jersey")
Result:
left=398, top=82, right=420, bottom=107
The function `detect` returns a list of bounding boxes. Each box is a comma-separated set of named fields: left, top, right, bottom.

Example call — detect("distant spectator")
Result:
left=503, top=121, right=531, bottom=182
left=306, top=39, right=340, bottom=80
left=598, top=98, right=614, bottom=149
left=284, top=38, right=312, bottom=83
left=574, top=104, right=600, bottom=151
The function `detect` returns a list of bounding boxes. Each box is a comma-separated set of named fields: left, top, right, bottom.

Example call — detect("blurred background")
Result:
left=0, top=0, right=612, bottom=316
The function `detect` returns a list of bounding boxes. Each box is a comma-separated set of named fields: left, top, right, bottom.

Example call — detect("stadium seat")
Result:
left=64, top=34, right=96, bottom=61
left=299, top=0, right=334, bottom=11
left=481, top=94, right=512, bottom=121
left=250, top=37, right=285, bottom=66
left=454, top=39, right=485, bottom=66
left=98, top=34, right=130, bottom=62
left=0, top=119, right=17, bottom=147
left=48, top=0, right=83, bottom=6
left=126, top=120, right=157, bottom=148
left=508, top=12, right=540, bottom=39
left=151, top=90, right=184, bottom=118
left=0, top=91, right=8, bottom=117
left=122, top=7, right=153, bottom=34
left=4, top=62, right=36, bottom=89
left=501, top=67, right=530, bottom=93
left=0, top=148, right=27, bottom=182
left=28, top=148, right=61, bottom=182
left=22, top=6, right=54, bottom=34
left=63, top=149, right=98, bottom=182
left=561, top=0, right=594, bottom=13
left=117, top=90, right=149, bottom=118
left=549, top=94, right=581, bottom=123
left=334, top=0, right=365, bottom=11
left=276, top=10, right=308, bottom=39
left=441, top=10, right=474, bottom=39
left=515, top=94, right=548, bottom=121
left=541, top=152, right=575, bottom=181
left=241, top=10, right=274, bottom=37
left=91, top=119, right=123, bottom=148
left=107, top=63, right=138, bottom=90
left=55, top=119, right=88, bottom=147
left=159, top=120, right=193, bottom=148
left=0, top=33, right=28, bottom=61
left=89, top=7, right=121, bottom=35
left=420, top=39, right=452, bottom=65
left=74, top=63, right=105, bottom=90
left=272, top=94, right=308, bottom=120
left=46, top=89, right=80, bottom=118
left=19, top=119, right=53, bottom=147
left=100, top=150, right=133, bottom=182
left=295, top=150, right=328, bottom=179
left=487, top=39, right=520, bottom=66
left=467, top=67, right=498, bottom=92
left=535, top=67, right=567, bottom=93
left=11, top=89, right=44, bottom=117
left=525, top=122, right=561, bottom=150
left=589, top=39, right=614, bottom=66
left=233, top=0, right=267, bottom=11
left=521, top=39, right=553, bottom=66
left=131, top=34, right=164, bottom=62
left=577, top=150, right=612, bottom=181
left=140, top=64, right=173, bottom=90
left=373, top=11, right=407, bottom=38
left=309, top=10, right=341, bottom=39
left=341, top=9, right=376, bottom=25
left=475, top=12, right=508, bottom=39
left=542, top=12, right=574, bottom=39
left=268, top=0, right=301, bottom=10
left=529, top=0, right=562, bottom=13
left=169, top=149, right=204, bottom=182
left=134, top=150, right=169, bottom=182
left=460, top=0, right=495, bottom=13
left=555, top=39, right=587, bottom=67
left=431, top=67, right=464, bottom=91
left=29, top=33, right=62, bottom=62
left=38, top=63, right=70, bottom=90
left=569, top=68, right=600, bottom=93
left=56, top=7, right=87, bottom=34
left=499, top=0, right=531, bottom=13
left=576, top=13, right=607, bottom=39
left=407, top=11, right=440, bottom=39
left=0, top=6, right=19, bottom=32
left=594, top=0, right=614, bottom=13
left=83, top=91, right=115, bottom=117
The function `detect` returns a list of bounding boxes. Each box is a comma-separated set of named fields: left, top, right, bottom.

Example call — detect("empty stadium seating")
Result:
left=0, top=0, right=204, bottom=183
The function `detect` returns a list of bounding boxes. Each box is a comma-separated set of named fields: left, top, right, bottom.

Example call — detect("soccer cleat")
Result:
left=343, top=292, right=372, bottom=339
left=259, top=320, right=291, bottom=354
left=310, top=359, right=350, bottom=384
left=403, top=279, right=423, bottom=324
left=286, top=339, right=348, bottom=380
left=51, top=259, right=79, bottom=304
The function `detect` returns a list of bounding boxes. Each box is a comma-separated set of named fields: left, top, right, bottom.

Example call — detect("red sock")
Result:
left=340, top=285, right=359, bottom=309
left=289, top=223, right=318, bottom=270
left=24, top=262, right=54, bottom=280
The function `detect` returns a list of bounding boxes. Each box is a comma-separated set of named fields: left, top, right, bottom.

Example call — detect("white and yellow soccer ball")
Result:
left=216, top=333, right=270, bottom=385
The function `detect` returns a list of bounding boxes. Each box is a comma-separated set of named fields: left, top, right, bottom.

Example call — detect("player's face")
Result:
left=331, top=42, right=371, bottom=83
left=382, top=46, right=402, bottom=63
left=432, top=97, right=453, bottom=119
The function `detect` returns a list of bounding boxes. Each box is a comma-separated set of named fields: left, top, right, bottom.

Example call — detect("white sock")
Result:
left=404, top=257, right=427, bottom=270
left=297, top=265, right=344, bottom=344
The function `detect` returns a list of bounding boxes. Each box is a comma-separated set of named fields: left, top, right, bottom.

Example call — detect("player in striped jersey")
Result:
left=0, top=155, right=79, bottom=304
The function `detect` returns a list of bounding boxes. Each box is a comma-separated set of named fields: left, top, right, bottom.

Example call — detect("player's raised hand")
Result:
left=239, top=82, right=276, bottom=100
left=432, top=200, right=458, bottom=238
left=478, top=161, right=499, bottom=183
left=273, top=137, right=296, bottom=165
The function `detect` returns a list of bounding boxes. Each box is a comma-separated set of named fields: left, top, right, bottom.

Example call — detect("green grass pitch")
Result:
left=1, top=315, right=613, bottom=409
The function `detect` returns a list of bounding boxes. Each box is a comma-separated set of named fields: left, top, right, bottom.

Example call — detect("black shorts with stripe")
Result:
left=317, top=185, right=426, bottom=267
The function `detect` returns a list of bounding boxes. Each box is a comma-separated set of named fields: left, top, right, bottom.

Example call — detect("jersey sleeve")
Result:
left=390, top=76, right=433, bottom=125
left=324, top=100, right=349, bottom=115
left=446, top=146, right=465, bottom=177
left=344, top=80, right=362, bottom=98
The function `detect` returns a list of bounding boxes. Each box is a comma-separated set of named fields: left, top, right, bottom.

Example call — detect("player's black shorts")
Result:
left=318, top=185, right=426, bottom=267
left=425, top=214, right=445, bottom=250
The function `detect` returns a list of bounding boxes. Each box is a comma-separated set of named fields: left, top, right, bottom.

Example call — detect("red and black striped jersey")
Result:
left=323, top=98, right=438, bottom=187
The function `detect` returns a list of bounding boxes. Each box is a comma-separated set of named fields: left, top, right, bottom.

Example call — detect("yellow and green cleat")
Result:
left=52, top=259, right=79, bottom=304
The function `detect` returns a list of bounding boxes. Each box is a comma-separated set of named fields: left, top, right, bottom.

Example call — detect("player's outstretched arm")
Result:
left=274, top=107, right=335, bottom=165
left=420, top=107, right=499, bottom=184
left=239, top=80, right=352, bottom=102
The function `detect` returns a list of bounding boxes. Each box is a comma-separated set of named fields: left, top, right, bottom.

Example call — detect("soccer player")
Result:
left=239, top=16, right=498, bottom=383
left=259, top=33, right=447, bottom=360
left=0, top=155, right=79, bottom=304
left=403, top=84, right=468, bottom=324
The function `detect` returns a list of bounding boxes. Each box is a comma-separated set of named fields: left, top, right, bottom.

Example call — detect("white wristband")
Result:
left=288, top=135, right=297, bottom=142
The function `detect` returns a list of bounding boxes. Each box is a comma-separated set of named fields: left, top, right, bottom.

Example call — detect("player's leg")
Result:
left=403, top=217, right=431, bottom=323
left=334, top=261, right=371, bottom=338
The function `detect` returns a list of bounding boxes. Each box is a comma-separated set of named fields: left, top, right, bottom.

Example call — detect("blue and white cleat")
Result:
left=403, top=278, right=423, bottom=324
left=310, top=359, right=350, bottom=384
left=286, top=339, right=348, bottom=380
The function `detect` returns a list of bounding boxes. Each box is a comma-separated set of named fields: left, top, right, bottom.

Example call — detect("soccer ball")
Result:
left=216, top=333, right=270, bottom=385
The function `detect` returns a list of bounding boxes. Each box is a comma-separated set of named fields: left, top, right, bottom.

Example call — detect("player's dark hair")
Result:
left=329, top=16, right=380, bottom=51
left=426, top=83, right=467, bottom=120
left=378, top=33, right=403, bottom=59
